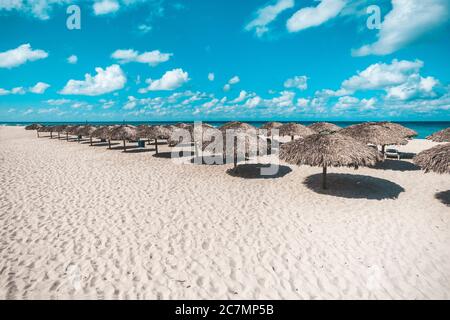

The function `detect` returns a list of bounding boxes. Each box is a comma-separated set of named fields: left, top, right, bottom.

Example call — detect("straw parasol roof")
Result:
left=280, top=133, right=382, bottom=189
left=143, top=125, right=172, bottom=139
left=339, top=122, right=408, bottom=147
left=51, top=125, right=68, bottom=133
left=77, top=125, right=97, bottom=137
left=38, top=125, right=53, bottom=132
left=278, top=123, right=315, bottom=140
left=261, top=122, right=283, bottom=130
left=219, top=121, right=256, bottom=133
left=25, top=123, right=43, bottom=130
left=378, top=122, right=417, bottom=138
left=413, top=143, right=450, bottom=174
left=110, top=125, right=137, bottom=140
left=92, top=126, right=112, bottom=139
left=426, top=127, right=450, bottom=142
left=308, top=122, right=341, bottom=134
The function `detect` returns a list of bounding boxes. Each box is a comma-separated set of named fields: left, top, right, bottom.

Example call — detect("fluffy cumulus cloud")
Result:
left=111, top=49, right=172, bottom=66
left=29, top=82, right=50, bottom=94
left=0, top=82, right=50, bottom=95
left=287, top=0, right=346, bottom=32
left=339, top=59, right=439, bottom=100
left=140, top=68, right=189, bottom=92
left=284, top=75, right=308, bottom=90
left=67, top=55, right=78, bottom=64
left=223, top=76, right=240, bottom=91
left=0, top=0, right=70, bottom=20
left=0, top=43, right=48, bottom=68
left=353, top=0, right=449, bottom=56
left=60, top=64, right=126, bottom=96
left=245, top=0, right=295, bottom=37
left=208, top=73, right=215, bottom=81
left=93, top=0, right=120, bottom=15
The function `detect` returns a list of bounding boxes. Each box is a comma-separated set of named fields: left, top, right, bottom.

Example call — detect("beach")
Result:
left=0, top=125, right=449, bottom=299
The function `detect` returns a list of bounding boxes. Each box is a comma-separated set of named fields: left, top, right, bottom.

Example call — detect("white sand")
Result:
left=0, top=126, right=449, bottom=300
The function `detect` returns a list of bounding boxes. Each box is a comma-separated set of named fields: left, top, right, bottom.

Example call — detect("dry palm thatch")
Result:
left=77, top=125, right=97, bottom=145
left=26, top=123, right=43, bottom=137
left=25, top=123, right=42, bottom=130
left=110, top=125, right=137, bottom=152
left=92, top=126, right=115, bottom=148
left=51, top=125, right=68, bottom=139
left=413, top=143, right=450, bottom=174
left=174, top=122, right=190, bottom=129
left=426, top=127, right=450, bottom=142
left=340, top=122, right=407, bottom=152
left=279, top=123, right=315, bottom=141
left=308, top=122, right=341, bottom=134
left=202, top=131, right=266, bottom=168
left=138, top=125, right=171, bottom=154
left=219, top=121, right=256, bottom=133
left=378, top=122, right=417, bottom=138
left=259, top=122, right=283, bottom=135
left=280, top=133, right=382, bottom=189
left=38, top=125, right=55, bottom=138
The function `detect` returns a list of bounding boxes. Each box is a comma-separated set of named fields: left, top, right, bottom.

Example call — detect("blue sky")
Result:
left=0, top=0, right=449, bottom=122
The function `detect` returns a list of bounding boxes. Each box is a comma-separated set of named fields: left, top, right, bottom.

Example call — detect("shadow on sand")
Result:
left=226, top=163, right=292, bottom=179
left=304, top=173, right=405, bottom=200
left=435, top=190, right=450, bottom=207
left=90, top=142, right=120, bottom=147
left=153, top=150, right=194, bottom=159
left=371, top=159, right=420, bottom=172
left=124, top=148, right=155, bottom=154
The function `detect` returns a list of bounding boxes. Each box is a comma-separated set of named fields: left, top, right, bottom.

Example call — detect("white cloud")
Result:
left=67, top=55, right=78, bottom=64
left=46, top=99, right=71, bottom=105
left=231, top=90, right=250, bottom=103
left=245, top=0, right=295, bottom=37
left=0, top=88, right=9, bottom=95
left=208, top=73, right=215, bottom=81
left=228, top=76, right=240, bottom=85
left=334, top=96, right=377, bottom=112
left=296, top=98, right=310, bottom=107
left=123, top=96, right=138, bottom=110
left=353, top=0, right=449, bottom=56
left=29, top=82, right=50, bottom=94
left=111, top=49, right=172, bottom=66
left=140, top=68, right=189, bottom=92
left=0, top=0, right=70, bottom=20
left=386, top=75, right=438, bottom=100
left=284, top=75, right=308, bottom=90
left=342, top=59, right=424, bottom=92
left=11, top=87, right=25, bottom=94
left=93, top=0, right=120, bottom=15
left=0, top=43, right=48, bottom=68
left=287, top=0, right=346, bottom=32
left=23, top=108, right=33, bottom=115
left=60, top=64, right=126, bottom=96
left=138, top=24, right=152, bottom=34
left=223, top=84, right=231, bottom=92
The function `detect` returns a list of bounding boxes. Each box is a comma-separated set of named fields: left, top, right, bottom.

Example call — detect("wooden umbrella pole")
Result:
left=155, top=138, right=158, bottom=154
left=90, top=137, right=93, bottom=146
left=291, top=135, right=294, bottom=141
left=108, top=139, right=111, bottom=149
left=322, top=166, right=327, bottom=189
left=123, top=139, right=126, bottom=152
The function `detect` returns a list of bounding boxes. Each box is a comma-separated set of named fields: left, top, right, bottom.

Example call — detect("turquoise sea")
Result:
left=1, top=121, right=449, bottom=139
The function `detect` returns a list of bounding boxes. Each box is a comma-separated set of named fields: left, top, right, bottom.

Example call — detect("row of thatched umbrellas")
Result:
left=25, top=121, right=449, bottom=189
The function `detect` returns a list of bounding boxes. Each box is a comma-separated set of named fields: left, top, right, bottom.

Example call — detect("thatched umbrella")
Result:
left=38, top=125, right=54, bottom=138
left=219, top=121, right=256, bottom=133
left=414, top=143, right=450, bottom=174
left=308, top=122, right=341, bottom=134
left=26, top=123, right=43, bottom=137
left=140, top=125, right=172, bottom=154
left=110, top=125, right=137, bottom=152
left=202, top=131, right=264, bottom=169
left=279, top=123, right=315, bottom=141
left=378, top=122, right=417, bottom=139
left=340, top=122, right=408, bottom=153
left=61, top=125, right=76, bottom=141
left=259, top=121, right=283, bottom=135
left=92, top=126, right=114, bottom=148
left=52, top=125, right=68, bottom=139
left=280, top=133, right=382, bottom=189
left=77, top=125, right=97, bottom=146
left=426, top=127, right=450, bottom=142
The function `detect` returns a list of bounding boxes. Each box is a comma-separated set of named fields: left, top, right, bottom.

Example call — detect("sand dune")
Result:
left=0, top=126, right=449, bottom=299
